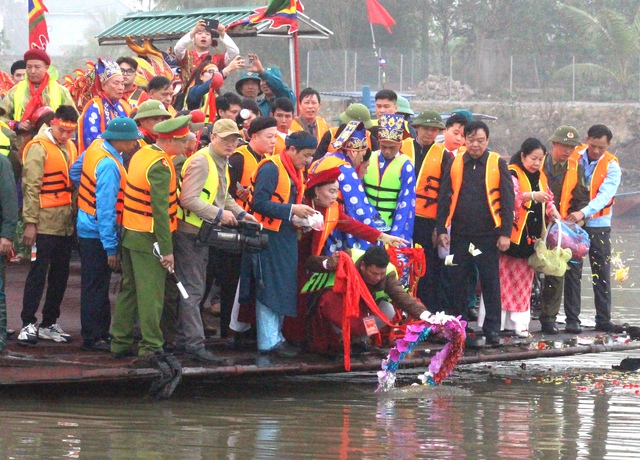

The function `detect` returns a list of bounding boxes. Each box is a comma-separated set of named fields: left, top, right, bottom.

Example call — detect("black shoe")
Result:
left=595, top=322, right=624, bottom=333
left=113, top=349, right=136, bottom=359
left=186, top=348, right=225, bottom=364
left=81, top=340, right=111, bottom=352
left=565, top=322, right=582, bottom=334
left=485, top=331, right=501, bottom=345
left=541, top=322, right=559, bottom=335
left=467, top=307, right=479, bottom=322
left=268, top=341, right=300, bottom=358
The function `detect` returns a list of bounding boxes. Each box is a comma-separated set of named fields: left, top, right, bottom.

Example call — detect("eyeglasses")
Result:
left=120, top=68, right=136, bottom=76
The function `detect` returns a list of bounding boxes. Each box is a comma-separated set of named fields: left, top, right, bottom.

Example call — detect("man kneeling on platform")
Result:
left=303, top=246, right=430, bottom=356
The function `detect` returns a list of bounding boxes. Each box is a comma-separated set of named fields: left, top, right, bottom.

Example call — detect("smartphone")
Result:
left=204, top=18, right=219, bottom=33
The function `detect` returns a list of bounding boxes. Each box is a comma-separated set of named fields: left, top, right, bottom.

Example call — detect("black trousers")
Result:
left=445, top=234, right=501, bottom=333
left=21, top=233, right=73, bottom=328
left=78, top=237, right=112, bottom=343
left=207, top=248, right=242, bottom=338
left=564, top=227, right=612, bottom=326
left=414, top=217, right=443, bottom=312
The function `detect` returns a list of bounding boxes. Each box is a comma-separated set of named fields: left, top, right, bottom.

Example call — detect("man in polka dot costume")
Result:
left=363, top=113, right=416, bottom=243
left=309, top=121, right=380, bottom=252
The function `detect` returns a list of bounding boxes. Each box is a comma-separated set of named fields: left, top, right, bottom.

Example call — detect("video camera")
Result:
left=197, top=220, right=268, bottom=254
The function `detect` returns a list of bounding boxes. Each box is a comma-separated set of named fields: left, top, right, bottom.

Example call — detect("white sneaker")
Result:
left=38, top=324, right=73, bottom=343
left=17, top=323, right=39, bottom=345
left=516, top=330, right=530, bottom=338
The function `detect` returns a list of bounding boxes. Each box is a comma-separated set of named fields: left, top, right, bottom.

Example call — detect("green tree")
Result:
left=555, top=3, right=640, bottom=99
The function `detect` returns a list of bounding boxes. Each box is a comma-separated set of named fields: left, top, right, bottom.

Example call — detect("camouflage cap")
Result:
left=549, top=125, right=581, bottom=146
left=412, top=109, right=445, bottom=129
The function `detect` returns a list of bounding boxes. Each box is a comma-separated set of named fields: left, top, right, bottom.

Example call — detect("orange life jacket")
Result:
left=571, top=148, right=618, bottom=218
left=401, top=138, right=415, bottom=163
left=291, top=117, right=329, bottom=144
left=234, top=145, right=269, bottom=207
left=122, top=145, right=177, bottom=233
left=78, top=140, right=127, bottom=224
left=445, top=151, right=502, bottom=228
left=508, top=164, right=549, bottom=244
left=556, top=155, right=580, bottom=219
left=314, top=201, right=340, bottom=255
left=274, top=133, right=287, bottom=156
left=22, top=136, right=77, bottom=209
left=249, top=154, right=303, bottom=231
left=415, top=143, right=447, bottom=219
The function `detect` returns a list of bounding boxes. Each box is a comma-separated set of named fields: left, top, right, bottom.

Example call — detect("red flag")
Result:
left=28, top=0, right=50, bottom=50
left=366, top=0, right=396, bottom=34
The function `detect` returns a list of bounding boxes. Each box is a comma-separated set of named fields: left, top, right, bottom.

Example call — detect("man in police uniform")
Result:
left=110, top=115, right=190, bottom=357
left=436, top=121, right=515, bottom=345
left=564, top=124, right=621, bottom=333
left=539, top=125, right=589, bottom=334
left=1, top=49, right=75, bottom=132
left=173, top=119, right=256, bottom=362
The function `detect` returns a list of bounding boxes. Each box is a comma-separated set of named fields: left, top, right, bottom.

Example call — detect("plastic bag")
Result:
left=528, top=220, right=572, bottom=276
left=546, top=220, right=590, bottom=262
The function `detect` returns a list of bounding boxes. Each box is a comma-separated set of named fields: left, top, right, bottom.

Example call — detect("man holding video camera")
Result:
left=173, top=118, right=256, bottom=363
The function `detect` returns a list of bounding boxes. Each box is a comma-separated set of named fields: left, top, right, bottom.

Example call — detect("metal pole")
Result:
left=449, top=54, right=453, bottom=101
left=572, top=55, right=576, bottom=102
left=354, top=51, right=358, bottom=92
left=510, top=55, right=513, bottom=97
left=306, top=51, right=310, bottom=89
left=411, top=49, right=415, bottom=89
left=288, top=35, right=296, bottom=99
left=400, top=54, right=404, bottom=92
left=344, top=49, right=348, bottom=92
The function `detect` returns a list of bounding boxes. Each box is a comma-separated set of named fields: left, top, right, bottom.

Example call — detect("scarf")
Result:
left=21, top=73, right=50, bottom=124
left=139, top=126, right=158, bottom=143
left=280, top=150, right=303, bottom=204
left=333, top=252, right=395, bottom=371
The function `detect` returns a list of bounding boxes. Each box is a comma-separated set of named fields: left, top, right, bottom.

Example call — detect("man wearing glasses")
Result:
left=116, top=57, right=148, bottom=110
left=173, top=119, right=256, bottom=362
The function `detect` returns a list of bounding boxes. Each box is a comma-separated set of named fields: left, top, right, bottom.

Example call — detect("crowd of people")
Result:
left=0, top=19, right=622, bottom=360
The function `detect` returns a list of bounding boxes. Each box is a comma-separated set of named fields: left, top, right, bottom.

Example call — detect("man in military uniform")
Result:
left=110, top=115, right=191, bottom=357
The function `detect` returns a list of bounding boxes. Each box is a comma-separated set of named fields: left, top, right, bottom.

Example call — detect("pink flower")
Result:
left=396, top=339, right=410, bottom=352
left=404, top=330, right=420, bottom=342
left=389, top=348, right=400, bottom=362
left=407, top=323, right=426, bottom=334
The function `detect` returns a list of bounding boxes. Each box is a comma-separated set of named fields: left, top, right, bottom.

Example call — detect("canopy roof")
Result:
left=97, top=6, right=333, bottom=45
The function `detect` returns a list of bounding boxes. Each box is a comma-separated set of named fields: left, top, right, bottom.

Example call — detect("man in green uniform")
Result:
left=110, top=115, right=191, bottom=357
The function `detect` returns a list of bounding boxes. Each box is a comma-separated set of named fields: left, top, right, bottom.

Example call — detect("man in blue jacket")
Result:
left=70, top=118, right=142, bottom=351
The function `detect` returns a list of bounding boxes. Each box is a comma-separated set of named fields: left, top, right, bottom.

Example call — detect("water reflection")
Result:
left=1, top=226, right=640, bottom=458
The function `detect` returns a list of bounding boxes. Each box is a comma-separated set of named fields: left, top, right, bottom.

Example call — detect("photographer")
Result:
left=241, top=131, right=317, bottom=358
left=173, top=118, right=256, bottom=363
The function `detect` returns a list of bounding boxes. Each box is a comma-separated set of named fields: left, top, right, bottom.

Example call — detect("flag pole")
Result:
left=370, top=23, right=385, bottom=89
left=294, top=30, right=301, bottom=107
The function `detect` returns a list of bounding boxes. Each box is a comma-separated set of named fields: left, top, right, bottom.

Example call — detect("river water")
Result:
left=1, top=226, right=640, bottom=459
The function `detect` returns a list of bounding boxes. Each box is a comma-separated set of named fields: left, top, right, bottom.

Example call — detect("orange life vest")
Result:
left=314, top=201, right=340, bottom=255
left=122, top=145, right=177, bottom=233
left=415, top=143, right=447, bottom=219
left=556, top=156, right=580, bottom=219
left=291, top=117, right=329, bottom=144
left=508, top=164, right=549, bottom=244
left=77, top=140, right=127, bottom=225
left=274, top=133, right=288, bottom=156
left=571, top=148, right=617, bottom=218
left=234, top=145, right=269, bottom=206
left=22, top=136, right=77, bottom=209
left=249, top=154, right=303, bottom=231
left=445, top=151, right=502, bottom=228
left=401, top=138, right=415, bottom=163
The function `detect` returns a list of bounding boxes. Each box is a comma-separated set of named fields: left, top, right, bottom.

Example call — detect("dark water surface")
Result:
left=1, top=227, right=640, bottom=459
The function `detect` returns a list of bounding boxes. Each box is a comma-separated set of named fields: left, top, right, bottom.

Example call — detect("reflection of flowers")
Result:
left=376, top=312, right=467, bottom=392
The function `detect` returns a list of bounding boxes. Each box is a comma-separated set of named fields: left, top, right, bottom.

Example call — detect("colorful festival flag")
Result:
left=366, top=0, right=396, bottom=34
left=28, top=0, right=50, bottom=50
left=228, top=0, right=304, bottom=35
